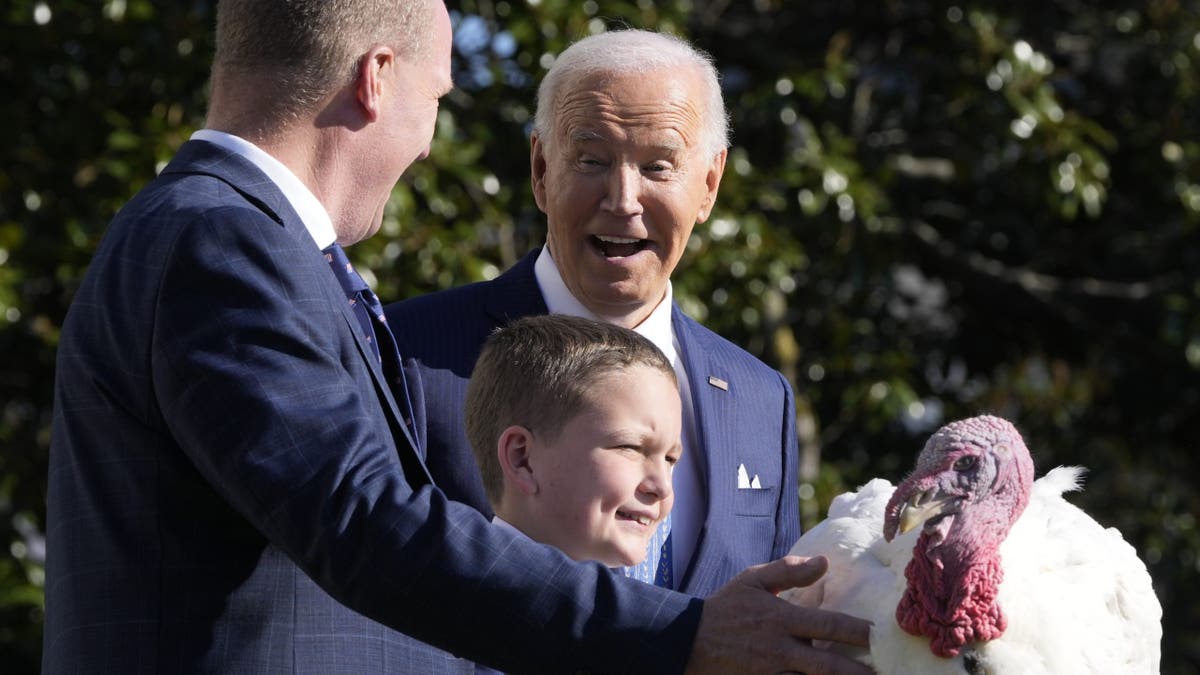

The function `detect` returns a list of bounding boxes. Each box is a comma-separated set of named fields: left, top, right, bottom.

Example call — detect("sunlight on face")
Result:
left=361, top=0, right=455, bottom=242
left=533, top=68, right=726, bottom=329
left=528, top=365, right=682, bottom=567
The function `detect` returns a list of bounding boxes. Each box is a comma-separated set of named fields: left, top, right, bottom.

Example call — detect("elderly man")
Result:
left=43, top=2, right=868, bottom=674
left=388, top=21, right=824, bottom=654
left=390, top=27, right=797, bottom=595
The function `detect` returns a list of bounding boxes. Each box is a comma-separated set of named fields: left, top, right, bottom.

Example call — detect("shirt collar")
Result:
left=532, top=245, right=677, bottom=362
left=490, top=515, right=523, bottom=535
left=190, top=129, right=337, bottom=250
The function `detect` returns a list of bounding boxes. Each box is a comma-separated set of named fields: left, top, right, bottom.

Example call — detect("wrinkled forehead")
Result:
left=553, top=69, right=707, bottom=150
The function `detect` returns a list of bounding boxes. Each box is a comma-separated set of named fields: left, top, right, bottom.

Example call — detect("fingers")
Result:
left=687, top=557, right=874, bottom=675
left=730, top=555, right=871, bottom=649
left=760, top=556, right=871, bottom=649
left=741, top=554, right=830, bottom=595
left=779, top=641, right=876, bottom=675
left=685, top=599, right=873, bottom=675
left=786, top=604, right=872, bottom=649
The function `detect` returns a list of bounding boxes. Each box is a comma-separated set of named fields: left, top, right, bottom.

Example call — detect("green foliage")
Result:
left=2, top=1, right=215, bottom=670
left=2, top=0, right=1197, bottom=672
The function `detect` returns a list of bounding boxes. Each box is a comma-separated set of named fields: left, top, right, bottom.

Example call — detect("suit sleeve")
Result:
left=150, top=208, right=701, bottom=674
left=773, top=371, right=803, bottom=558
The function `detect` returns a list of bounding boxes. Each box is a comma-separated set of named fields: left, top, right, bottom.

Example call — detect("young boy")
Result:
left=464, top=314, right=682, bottom=569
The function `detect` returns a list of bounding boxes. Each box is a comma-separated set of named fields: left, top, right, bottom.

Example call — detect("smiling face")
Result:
left=386, top=2, right=453, bottom=173
left=347, top=0, right=454, bottom=244
left=522, top=364, right=682, bottom=567
left=532, top=68, right=727, bottom=328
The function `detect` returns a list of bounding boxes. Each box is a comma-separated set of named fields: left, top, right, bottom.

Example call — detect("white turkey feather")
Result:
left=783, top=466, right=1162, bottom=674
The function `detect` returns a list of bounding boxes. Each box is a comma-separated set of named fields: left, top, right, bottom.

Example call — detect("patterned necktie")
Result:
left=623, top=513, right=672, bottom=588
left=322, top=243, right=418, bottom=434
left=323, top=243, right=388, bottom=363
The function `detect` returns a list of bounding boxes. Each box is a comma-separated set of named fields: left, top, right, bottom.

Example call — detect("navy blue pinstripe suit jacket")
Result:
left=43, top=141, right=700, bottom=674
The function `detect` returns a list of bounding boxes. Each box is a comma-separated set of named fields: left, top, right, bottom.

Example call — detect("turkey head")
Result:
left=882, top=415, right=1036, bottom=658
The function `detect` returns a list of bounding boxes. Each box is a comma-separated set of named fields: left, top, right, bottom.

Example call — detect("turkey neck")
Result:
left=896, top=475, right=1032, bottom=658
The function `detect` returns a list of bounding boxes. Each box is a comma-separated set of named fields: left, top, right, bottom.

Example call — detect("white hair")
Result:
left=533, top=29, right=729, bottom=157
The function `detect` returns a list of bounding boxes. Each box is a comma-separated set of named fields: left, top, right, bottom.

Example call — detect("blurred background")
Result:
left=2, top=0, right=1197, bottom=672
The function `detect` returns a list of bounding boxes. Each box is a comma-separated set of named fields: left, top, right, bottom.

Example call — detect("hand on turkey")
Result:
left=685, top=555, right=873, bottom=675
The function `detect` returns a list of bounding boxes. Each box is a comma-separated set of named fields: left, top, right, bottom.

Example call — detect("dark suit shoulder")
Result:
left=385, top=250, right=546, bottom=365
left=383, top=280, right=499, bottom=367
left=106, top=144, right=299, bottom=253
left=385, top=277, right=492, bottom=324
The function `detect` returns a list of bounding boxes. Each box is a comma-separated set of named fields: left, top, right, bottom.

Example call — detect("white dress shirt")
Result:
left=190, top=129, right=336, bottom=251
left=533, top=245, right=702, bottom=585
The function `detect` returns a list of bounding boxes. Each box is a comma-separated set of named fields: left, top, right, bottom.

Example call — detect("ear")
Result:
left=696, top=148, right=727, bottom=223
left=530, top=133, right=549, bottom=214
left=355, top=45, right=396, bottom=123
left=497, top=425, right=539, bottom=495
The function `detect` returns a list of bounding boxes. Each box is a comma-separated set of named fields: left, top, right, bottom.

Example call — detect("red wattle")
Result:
left=895, top=532, right=1007, bottom=658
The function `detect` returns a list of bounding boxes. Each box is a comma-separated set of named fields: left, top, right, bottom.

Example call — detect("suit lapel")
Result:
left=163, top=140, right=428, bottom=479
left=672, top=308, right=734, bottom=592
left=328, top=291, right=426, bottom=472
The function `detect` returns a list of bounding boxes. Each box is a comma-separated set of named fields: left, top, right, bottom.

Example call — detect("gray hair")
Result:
left=213, top=0, right=433, bottom=125
left=533, top=29, right=729, bottom=158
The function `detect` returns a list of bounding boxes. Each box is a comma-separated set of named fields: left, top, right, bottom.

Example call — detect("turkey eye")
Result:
left=953, top=456, right=976, bottom=471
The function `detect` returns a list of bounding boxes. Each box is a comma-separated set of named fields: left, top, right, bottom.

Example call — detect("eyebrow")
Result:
left=569, top=130, right=603, bottom=144
left=568, top=130, right=685, bottom=153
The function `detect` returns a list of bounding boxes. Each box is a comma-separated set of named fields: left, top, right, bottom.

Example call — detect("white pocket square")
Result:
left=736, top=463, right=762, bottom=489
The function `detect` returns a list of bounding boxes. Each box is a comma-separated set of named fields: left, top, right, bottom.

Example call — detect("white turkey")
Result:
left=782, top=415, right=1161, bottom=674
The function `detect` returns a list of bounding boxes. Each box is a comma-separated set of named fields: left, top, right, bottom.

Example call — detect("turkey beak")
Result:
left=897, top=488, right=956, bottom=534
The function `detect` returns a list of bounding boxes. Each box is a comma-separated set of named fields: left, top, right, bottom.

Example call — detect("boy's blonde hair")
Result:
left=464, top=314, right=677, bottom=506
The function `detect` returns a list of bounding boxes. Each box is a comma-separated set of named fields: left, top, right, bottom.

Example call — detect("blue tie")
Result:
left=322, top=243, right=418, bottom=431
left=623, top=513, right=672, bottom=588
left=323, top=243, right=388, bottom=363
